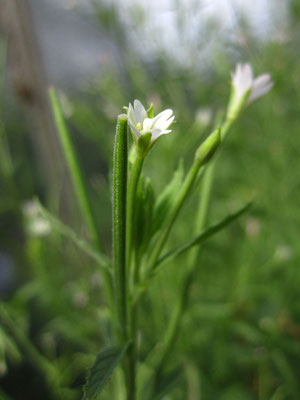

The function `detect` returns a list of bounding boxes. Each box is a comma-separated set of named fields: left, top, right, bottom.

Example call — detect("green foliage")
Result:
left=83, top=344, right=129, bottom=400
left=153, top=201, right=252, bottom=273
left=37, top=201, right=110, bottom=270
left=1, top=2, right=300, bottom=400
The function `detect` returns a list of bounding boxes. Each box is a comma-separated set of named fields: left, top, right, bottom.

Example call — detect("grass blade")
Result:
left=49, top=87, right=101, bottom=248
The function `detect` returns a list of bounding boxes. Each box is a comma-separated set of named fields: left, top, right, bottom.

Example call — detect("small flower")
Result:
left=227, top=63, right=273, bottom=119
left=274, top=244, right=293, bottom=263
left=127, top=99, right=174, bottom=157
left=28, top=218, right=51, bottom=237
left=22, top=199, right=51, bottom=237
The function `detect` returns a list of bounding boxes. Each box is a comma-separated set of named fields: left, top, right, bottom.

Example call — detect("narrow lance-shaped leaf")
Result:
left=49, top=87, right=100, bottom=248
left=152, top=202, right=252, bottom=273
left=83, top=343, right=130, bottom=399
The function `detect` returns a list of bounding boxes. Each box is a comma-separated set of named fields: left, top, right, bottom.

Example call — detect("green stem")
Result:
left=187, top=161, right=215, bottom=267
left=112, top=114, right=128, bottom=342
left=220, top=117, right=234, bottom=140
left=147, top=128, right=220, bottom=273
left=125, top=156, right=144, bottom=400
left=126, top=320, right=137, bottom=400
left=49, top=87, right=100, bottom=248
left=112, top=115, right=137, bottom=400
left=126, top=156, right=144, bottom=279
left=147, top=160, right=201, bottom=272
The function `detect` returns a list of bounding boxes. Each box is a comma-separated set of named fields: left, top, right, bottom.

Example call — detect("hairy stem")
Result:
left=112, top=114, right=128, bottom=342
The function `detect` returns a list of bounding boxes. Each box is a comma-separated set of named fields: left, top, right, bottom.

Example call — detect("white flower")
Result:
left=28, top=217, right=51, bottom=237
left=228, top=63, right=273, bottom=118
left=127, top=100, right=174, bottom=154
left=22, top=199, right=51, bottom=237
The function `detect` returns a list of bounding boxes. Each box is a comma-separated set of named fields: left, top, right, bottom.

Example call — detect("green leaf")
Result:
left=152, top=202, right=252, bottom=272
left=142, top=365, right=183, bottom=400
left=153, top=366, right=183, bottom=400
left=83, top=344, right=129, bottom=399
left=153, top=159, right=184, bottom=233
left=37, top=201, right=111, bottom=271
left=49, top=87, right=101, bottom=247
left=147, top=103, right=154, bottom=118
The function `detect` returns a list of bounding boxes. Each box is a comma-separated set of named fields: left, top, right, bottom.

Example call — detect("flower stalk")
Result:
left=147, top=128, right=221, bottom=274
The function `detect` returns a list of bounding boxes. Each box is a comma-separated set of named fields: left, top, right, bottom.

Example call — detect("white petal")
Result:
left=152, top=109, right=173, bottom=127
left=142, top=118, right=154, bottom=131
left=150, top=129, right=162, bottom=142
left=150, top=129, right=172, bottom=143
left=128, top=122, right=142, bottom=140
left=156, top=115, right=175, bottom=131
left=232, top=63, right=253, bottom=101
left=241, top=64, right=253, bottom=86
left=128, top=103, right=136, bottom=126
left=247, top=74, right=273, bottom=103
left=133, top=99, right=147, bottom=124
left=160, top=129, right=172, bottom=135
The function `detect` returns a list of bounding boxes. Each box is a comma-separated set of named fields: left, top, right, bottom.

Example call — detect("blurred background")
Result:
left=1, top=0, right=300, bottom=399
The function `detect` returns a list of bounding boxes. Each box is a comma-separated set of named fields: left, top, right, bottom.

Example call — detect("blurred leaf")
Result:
left=271, top=349, right=299, bottom=397
left=0, top=326, right=21, bottom=366
left=37, top=202, right=111, bottom=271
left=83, top=343, right=129, bottom=399
left=153, top=159, right=184, bottom=233
left=150, top=365, right=183, bottom=400
left=153, top=201, right=252, bottom=272
left=49, top=87, right=101, bottom=247
left=233, top=321, right=264, bottom=344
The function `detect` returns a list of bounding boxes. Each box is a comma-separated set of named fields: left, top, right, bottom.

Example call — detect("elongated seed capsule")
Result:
left=112, top=114, right=128, bottom=340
